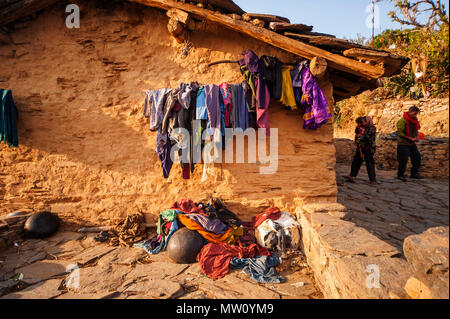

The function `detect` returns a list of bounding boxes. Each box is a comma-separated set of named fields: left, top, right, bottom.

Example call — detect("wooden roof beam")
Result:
left=269, top=22, right=313, bottom=33
left=130, top=0, right=386, bottom=79
left=243, top=13, right=291, bottom=24
left=0, top=0, right=59, bottom=26
left=343, top=48, right=410, bottom=77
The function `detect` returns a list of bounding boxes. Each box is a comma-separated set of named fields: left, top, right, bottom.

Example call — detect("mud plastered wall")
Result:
left=0, top=0, right=337, bottom=226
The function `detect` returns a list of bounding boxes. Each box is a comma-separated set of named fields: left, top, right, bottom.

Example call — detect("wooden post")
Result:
left=310, top=57, right=327, bottom=79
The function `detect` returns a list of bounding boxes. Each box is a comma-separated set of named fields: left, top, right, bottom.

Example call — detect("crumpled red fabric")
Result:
left=196, top=242, right=270, bottom=279
left=171, top=199, right=205, bottom=215
left=242, top=207, right=282, bottom=229
left=236, top=228, right=258, bottom=247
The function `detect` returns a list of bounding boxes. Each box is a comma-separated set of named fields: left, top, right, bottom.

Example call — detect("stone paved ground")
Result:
left=2, top=166, right=447, bottom=299
left=336, top=164, right=449, bottom=252
left=0, top=231, right=323, bottom=299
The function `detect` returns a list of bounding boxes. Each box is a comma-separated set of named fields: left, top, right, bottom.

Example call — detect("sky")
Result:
left=233, top=0, right=450, bottom=40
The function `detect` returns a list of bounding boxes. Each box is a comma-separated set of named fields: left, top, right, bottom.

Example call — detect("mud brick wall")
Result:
left=0, top=0, right=338, bottom=226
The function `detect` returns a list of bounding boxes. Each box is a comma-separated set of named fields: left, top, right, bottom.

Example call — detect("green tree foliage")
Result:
left=374, top=24, right=449, bottom=97
left=374, top=0, right=449, bottom=98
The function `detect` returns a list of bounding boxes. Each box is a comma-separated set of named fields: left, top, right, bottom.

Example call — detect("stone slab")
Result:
left=1, top=279, right=63, bottom=299
left=312, top=213, right=400, bottom=257
left=125, top=262, right=189, bottom=281
left=69, top=264, right=129, bottom=294
left=71, top=245, right=117, bottom=265
left=198, top=274, right=281, bottom=299
left=16, top=260, right=72, bottom=284
left=97, top=246, right=147, bottom=266
left=403, top=227, right=449, bottom=299
left=121, top=278, right=184, bottom=299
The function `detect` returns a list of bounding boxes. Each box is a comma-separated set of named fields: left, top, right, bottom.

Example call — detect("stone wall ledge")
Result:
left=403, top=227, right=449, bottom=299
left=334, top=137, right=449, bottom=179
left=378, top=134, right=449, bottom=144
left=296, top=205, right=413, bottom=299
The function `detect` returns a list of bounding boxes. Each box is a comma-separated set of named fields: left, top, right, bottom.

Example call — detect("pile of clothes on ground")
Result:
left=131, top=199, right=300, bottom=284
left=0, top=89, right=19, bottom=148
left=143, top=50, right=332, bottom=179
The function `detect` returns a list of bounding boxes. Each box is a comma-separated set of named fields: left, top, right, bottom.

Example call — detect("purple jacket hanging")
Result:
left=204, top=84, right=221, bottom=132
left=300, top=67, right=332, bottom=130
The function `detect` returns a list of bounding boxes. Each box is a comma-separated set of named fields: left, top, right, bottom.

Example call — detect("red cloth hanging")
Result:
left=182, top=164, right=190, bottom=180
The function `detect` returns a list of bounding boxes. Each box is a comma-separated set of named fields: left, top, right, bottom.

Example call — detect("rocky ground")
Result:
left=335, top=164, right=449, bottom=253
left=1, top=165, right=448, bottom=300
left=0, top=231, right=323, bottom=299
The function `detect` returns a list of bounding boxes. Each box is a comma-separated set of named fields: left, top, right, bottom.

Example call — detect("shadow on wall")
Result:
left=16, top=102, right=155, bottom=176
left=0, top=0, right=338, bottom=222
left=8, top=0, right=333, bottom=178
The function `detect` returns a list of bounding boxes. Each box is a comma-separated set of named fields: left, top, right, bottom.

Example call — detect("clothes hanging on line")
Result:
left=142, top=51, right=333, bottom=179
left=0, top=89, right=19, bottom=148
left=260, top=55, right=283, bottom=100
left=239, top=50, right=271, bottom=136
left=300, top=67, right=332, bottom=130
left=156, top=131, right=174, bottom=179
left=220, top=82, right=232, bottom=128
left=231, top=82, right=249, bottom=131
left=204, top=84, right=221, bottom=132
left=291, top=61, right=307, bottom=105
left=280, top=65, right=297, bottom=111
left=144, top=88, right=170, bottom=132
left=196, top=86, right=208, bottom=120
left=239, top=50, right=268, bottom=110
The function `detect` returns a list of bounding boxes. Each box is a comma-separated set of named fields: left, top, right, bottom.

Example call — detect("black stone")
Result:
left=23, top=212, right=60, bottom=239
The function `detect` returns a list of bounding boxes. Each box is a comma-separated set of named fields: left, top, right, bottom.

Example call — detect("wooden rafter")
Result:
left=269, top=22, right=313, bottom=33
left=0, top=0, right=408, bottom=80
left=243, top=13, right=291, bottom=24
left=130, top=0, right=386, bottom=79
left=343, top=48, right=410, bottom=77
left=0, top=0, right=58, bottom=26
